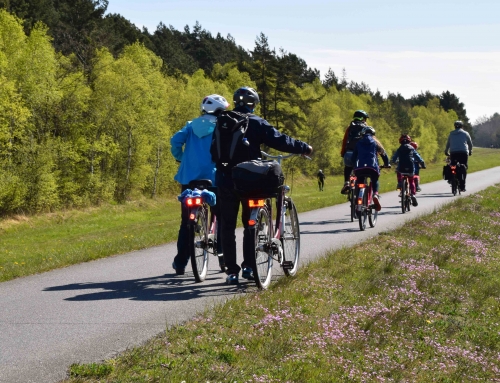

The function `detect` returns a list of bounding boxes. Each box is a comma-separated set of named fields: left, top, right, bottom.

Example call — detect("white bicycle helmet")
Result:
left=200, top=94, right=230, bottom=114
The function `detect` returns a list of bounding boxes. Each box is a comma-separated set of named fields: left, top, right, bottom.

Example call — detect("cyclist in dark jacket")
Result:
left=213, top=86, right=313, bottom=285
left=340, top=110, right=369, bottom=194
left=351, top=127, right=389, bottom=211
left=391, top=134, right=424, bottom=207
left=317, top=169, right=325, bottom=191
left=410, top=141, right=426, bottom=192
left=444, top=120, right=473, bottom=192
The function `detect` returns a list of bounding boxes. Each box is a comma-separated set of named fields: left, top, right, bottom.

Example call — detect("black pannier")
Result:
left=232, top=160, right=285, bottom=198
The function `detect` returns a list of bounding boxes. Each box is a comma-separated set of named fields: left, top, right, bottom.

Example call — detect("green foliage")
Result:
left=0, top=9, right=474, bottom=215
left=473, top=113, right=500, bottom=147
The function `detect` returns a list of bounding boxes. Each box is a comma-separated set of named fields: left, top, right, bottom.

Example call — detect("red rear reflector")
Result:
left=357, top=198, right=363, bottom=205
left=189, top=213, right=195, bottom=220
left=248, top=219, right=256, bottom=226
left=357, top=183, right=365, bottom=188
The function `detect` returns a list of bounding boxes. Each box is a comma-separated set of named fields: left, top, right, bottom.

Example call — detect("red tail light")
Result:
left=186, top=197, right=202, bottom=206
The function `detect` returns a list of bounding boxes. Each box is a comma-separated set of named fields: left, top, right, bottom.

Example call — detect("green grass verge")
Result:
left=0, top=147, right=498, bottom=282
left=64, top=184, right=500, bottom=382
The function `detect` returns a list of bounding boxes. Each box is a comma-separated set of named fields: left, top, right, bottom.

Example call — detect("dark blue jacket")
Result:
left=352, top=134, right=389, bottom=174
left=216, top=106, right=310, bottom=188
left=391, top=143, right=423, bottom=174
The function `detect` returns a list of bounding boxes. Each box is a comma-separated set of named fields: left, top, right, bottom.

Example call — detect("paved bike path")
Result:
left=1, top=166, right=500, bottom=383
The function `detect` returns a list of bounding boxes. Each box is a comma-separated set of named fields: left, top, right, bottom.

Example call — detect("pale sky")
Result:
left=106, top=0, right=500, bottom=123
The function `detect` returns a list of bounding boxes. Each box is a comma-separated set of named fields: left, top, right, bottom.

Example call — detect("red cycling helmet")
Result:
left=399, top=134, right=411, bottom=144
left=410, top=141, right=418, bottom=149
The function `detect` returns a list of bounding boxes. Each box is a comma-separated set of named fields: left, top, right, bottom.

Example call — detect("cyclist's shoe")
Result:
left=372, top=194, right=382, bottom=211
left=226, top=273, right=239, bottom=285
left=460, top=188, right=466, bottom=192
left=172, top=261, right=185, bottom=276
left=242, top=267, right=254, bottom=280
left=340, top=182, right=350, bottom=194
left=411, top=195, right=418, bottom=207
left=416, top=186, right=422, bottom=192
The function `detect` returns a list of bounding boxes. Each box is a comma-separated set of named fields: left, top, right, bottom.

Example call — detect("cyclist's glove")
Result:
left=469, top=150, right=472, bottom=156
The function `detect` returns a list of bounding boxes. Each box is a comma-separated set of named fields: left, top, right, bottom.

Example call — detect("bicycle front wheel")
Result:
left=253, top=207, right=273, bottom=289
left=282, top=198, right=300, bottom=277
left=190, top=205, right=209, bottom=282
left=359, top=191, right=368, bottom=231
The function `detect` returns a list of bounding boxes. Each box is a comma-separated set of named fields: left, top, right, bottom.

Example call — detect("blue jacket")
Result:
left=216, top=106, right=310, bottom=188
left=391, top=143, right=424, bottom=174
left=171, top=115, right=217, bottom=186
left=352, top=134, right=389, bottom=174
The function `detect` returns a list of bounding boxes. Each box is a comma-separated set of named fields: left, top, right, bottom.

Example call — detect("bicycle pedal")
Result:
left=282, top=261, right=294, bottom=270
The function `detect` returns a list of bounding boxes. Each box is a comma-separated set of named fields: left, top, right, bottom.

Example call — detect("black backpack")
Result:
left=210, top=110, right=251, bottom=173
left=345, top=123, right=365, bottom=151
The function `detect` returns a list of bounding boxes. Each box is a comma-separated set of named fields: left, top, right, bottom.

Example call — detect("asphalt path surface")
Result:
left=1, top=166, right=500, bottom=383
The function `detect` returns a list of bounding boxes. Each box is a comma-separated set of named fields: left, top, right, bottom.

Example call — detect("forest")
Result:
left=0, top=1, right=479, bottom=215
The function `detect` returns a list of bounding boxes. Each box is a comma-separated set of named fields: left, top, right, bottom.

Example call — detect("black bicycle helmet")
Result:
left=454, top=120, right=463, bottom=129
left=353, top=110, right=369, bottom=120
left=233, top=87, right=260, bottom=107
left=362, top=126, right=376, bottom=136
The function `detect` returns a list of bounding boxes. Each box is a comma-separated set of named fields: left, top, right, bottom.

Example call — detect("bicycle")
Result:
left=398, top=173, right=413, bottom=214
left=346, top=172, right=357, bottom=222
left=355, top=166, right=390, bottom=231
left=448, top=163, right=461, bottom=196
left=242, top=152, right=308, bottom=289
left=183, top=179, right=224, bottom=282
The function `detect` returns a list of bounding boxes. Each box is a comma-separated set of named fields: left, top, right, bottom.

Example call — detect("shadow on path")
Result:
left=43, top=271, right=257, bottom=302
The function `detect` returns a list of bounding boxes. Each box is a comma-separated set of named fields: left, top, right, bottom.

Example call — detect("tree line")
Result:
left=0, top=6, right=466, bottom=215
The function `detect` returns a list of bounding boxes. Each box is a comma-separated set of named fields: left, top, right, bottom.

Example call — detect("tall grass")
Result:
left=64, top=184, right=500, bottom=382
left=0, top=148, right=499, bottom=282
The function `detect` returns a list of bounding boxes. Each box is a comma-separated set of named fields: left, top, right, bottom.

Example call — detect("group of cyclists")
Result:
left=170, top=86, right=473, bottom=285
left=340, top=110, right=472, bottom=210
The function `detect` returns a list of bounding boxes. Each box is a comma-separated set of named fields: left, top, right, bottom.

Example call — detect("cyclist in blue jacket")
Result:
left=391, top=134, right=424, bottom=207
left=170, top=94, right=229, bottom=275
left=351, top=126, right=390, bottom=211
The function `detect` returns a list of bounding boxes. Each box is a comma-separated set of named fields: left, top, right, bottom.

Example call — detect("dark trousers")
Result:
left=450, top=152, right=469, bottom=189
left=218, top=185, right=254, bottom=275
left=344, top=166, right=353, bottom=182
left=354, top=169, right=380, bottom=194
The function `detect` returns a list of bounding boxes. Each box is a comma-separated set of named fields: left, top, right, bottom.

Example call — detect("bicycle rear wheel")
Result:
left=253, top=207, right=273, bottom=289
left=190, top=205, right=209, bottom=282
left=359, top=190, right=368, bottom=231
left=282, top=198, right=300, bottom=277
left=349, top=189, right=356, bottom=222
left=451, top=177, right=458, bottom=196
left=401, top=180, right=407, bottom=214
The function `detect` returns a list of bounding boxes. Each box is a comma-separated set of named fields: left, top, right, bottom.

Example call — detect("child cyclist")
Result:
left=391, top=134, right=424, bottom=207
left=170, top=94, right=230, bottom=275
left=351, top=126, right=390, bottom=211
left=409, top=141, right=426, bottom=192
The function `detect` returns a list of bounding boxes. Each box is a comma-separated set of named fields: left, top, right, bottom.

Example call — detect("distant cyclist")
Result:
left=317, top=169, right=325, bottom=191
left=445, top=120, right=473, bottom=192
left=409, top=141, right=426, bottom=192
left=391, top=134, right=423, bottom=207
left=340, top=110, right=370, bottom=194
left=170, top=94, right=229, bottom=275
left=351, top=127, right=390, bottom=211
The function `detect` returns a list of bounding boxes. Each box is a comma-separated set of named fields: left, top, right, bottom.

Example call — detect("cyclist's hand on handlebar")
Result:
left=469, top=150, right=472, bottom=156
left=303, top=145, right=313, bottom=156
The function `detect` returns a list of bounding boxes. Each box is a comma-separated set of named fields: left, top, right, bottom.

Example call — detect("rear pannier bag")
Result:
left=232, top=160, right=285, bottom=197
